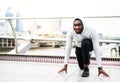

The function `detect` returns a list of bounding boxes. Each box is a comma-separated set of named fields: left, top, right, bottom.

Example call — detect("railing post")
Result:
left=8, top=19, right=18, bottom=53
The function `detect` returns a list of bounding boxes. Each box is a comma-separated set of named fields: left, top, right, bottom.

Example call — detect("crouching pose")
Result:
left=58, top=18, right=109, bottom=77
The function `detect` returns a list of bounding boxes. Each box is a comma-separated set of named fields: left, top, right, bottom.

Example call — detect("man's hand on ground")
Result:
left=58, top=64, right=67, bottom=73
left=98, top=69, right=110, bottom=77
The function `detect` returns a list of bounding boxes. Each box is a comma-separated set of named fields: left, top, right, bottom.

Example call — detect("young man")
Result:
left=58, top=18, right=109, bottom=77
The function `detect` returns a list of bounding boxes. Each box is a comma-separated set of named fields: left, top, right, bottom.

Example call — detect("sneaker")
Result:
left=82, top=67, right=89, bottom=77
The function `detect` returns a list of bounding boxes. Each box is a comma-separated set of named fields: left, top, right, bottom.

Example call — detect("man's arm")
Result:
left=91, top=30, right=110, bottom=77
left=64, top=31, right=73, bottom=65
left=91, top=29, right=102, bottom=67
left=58, top=31, right=73, bottom=73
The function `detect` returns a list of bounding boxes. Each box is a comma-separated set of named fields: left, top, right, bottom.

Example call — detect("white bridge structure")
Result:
left=0, top=17, right=120, bottom=56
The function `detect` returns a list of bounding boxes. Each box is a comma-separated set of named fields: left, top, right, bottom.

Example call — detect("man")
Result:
left=58, top=18, right=109, bottom=77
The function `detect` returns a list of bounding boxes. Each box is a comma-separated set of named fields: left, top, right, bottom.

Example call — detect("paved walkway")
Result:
left=0, top=61, right=119, bottom=82
left=25, top=47, right=120, bottom=58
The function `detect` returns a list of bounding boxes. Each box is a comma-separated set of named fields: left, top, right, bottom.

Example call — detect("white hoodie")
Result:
left=64, top=18, right=102, bottom=67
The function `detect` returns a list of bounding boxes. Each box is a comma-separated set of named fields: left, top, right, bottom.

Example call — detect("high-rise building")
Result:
left=5, top=7, right=13, bottom=34
left=15, top=12, right=23, bottom=32
left=5, top=7, right=13, bottom=17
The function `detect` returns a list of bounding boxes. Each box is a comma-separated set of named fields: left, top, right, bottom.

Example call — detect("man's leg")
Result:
left=75, top=47, right=84, bottom=70
left=81, top=39, right=93, bottom=77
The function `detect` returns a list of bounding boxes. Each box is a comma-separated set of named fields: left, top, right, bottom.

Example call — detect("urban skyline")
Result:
left=0, top=0, right=120, bottom=37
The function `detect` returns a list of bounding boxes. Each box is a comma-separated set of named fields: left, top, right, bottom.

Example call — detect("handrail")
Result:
left=0, top=16, right=120, bottom=20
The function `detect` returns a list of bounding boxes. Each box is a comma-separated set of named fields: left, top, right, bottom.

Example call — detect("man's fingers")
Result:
left=58, top=68, right=66, bottom=73
left=58, top=68, right=67, bottom=74
left=58, top=69, right=64, bottom=73
left=98, top=71, right=110, bottom=77
left=65, top=69, right=67, bottom=73
left=103, top=72, right=110, bottom=77
left=98, top=72, right=100, bottom=76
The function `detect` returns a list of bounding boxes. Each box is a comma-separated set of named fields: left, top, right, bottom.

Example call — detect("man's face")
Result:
left=73, top=20, right=83, bottom=34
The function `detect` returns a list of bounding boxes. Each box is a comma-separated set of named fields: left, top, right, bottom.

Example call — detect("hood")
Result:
left=73, top=17, right=87, bottom=34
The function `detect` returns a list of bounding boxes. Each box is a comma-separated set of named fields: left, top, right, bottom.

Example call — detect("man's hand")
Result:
left=58, top=64, right=67, bottom=73
left=98, top=69, right=110, bottom=77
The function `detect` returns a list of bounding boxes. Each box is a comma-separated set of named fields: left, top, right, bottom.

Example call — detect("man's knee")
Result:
left=82, top=39, right=92, bottom=46
left=81, top=39, right=93, bottom=51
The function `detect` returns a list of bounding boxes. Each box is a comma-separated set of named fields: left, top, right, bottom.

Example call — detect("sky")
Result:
left=0, top=0, right=120, bottom=37
left=0, top=0, right=120, bottom=17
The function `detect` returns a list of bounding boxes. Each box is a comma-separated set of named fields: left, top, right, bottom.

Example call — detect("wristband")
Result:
left=98, top=66, right=103, bottom=70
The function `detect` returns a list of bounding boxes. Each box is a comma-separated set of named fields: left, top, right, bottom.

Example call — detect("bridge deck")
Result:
left=0, top=47, right=120, bottom=82
left=0, top=61, right=119, bottom=82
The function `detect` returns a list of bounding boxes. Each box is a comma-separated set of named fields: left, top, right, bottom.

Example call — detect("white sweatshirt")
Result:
left=64, top=21, right=102, bottom=67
